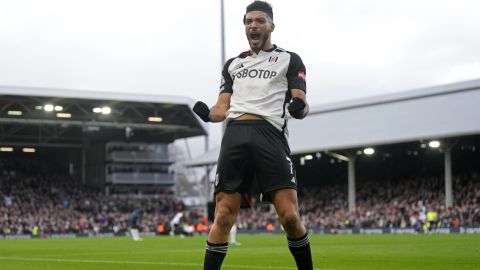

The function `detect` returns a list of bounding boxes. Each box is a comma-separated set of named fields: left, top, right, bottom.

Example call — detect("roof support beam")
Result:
left=0, top=117, right=195, bottom=131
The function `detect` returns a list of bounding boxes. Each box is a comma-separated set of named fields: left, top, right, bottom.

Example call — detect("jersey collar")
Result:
left=249, top=44, right=277, bottom=56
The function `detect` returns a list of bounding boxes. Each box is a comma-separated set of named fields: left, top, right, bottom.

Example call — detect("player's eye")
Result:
left=256, top=18, right=266, bottom=24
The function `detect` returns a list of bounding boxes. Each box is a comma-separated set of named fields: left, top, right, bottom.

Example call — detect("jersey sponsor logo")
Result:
left=297, top=71, right=306, bottom=81
left=234, top=68, right=277, bottom=80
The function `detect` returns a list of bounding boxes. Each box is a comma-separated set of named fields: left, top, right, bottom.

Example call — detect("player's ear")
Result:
left=271, top=22, right=275, bottom=32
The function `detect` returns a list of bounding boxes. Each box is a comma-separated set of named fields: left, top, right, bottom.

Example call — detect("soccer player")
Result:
left=193, top=1, right=313, bottom=269
left=129, top=207, right=143, bottom=241
left=229, top=224, right=241, bottom=246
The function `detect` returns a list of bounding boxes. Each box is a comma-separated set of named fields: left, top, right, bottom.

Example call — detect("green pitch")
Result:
left=0, top=234, right=479, bottom=270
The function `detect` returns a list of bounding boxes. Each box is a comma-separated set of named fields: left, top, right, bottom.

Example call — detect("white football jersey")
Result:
left=220, top=45, right=306, bottom=137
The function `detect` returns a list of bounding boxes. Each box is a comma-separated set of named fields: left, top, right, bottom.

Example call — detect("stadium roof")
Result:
left=186, top=79, right=480, bottom=166
left=0, top=85, right=207, bottom=147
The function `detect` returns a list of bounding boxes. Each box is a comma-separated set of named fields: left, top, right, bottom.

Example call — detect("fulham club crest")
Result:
left=269, top=56, right=278, bottom=63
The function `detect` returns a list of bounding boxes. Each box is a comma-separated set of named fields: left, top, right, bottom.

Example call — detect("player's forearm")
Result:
left=209, top=104, right=229, bottom=122
left=209, top=92, right=231, bottom=122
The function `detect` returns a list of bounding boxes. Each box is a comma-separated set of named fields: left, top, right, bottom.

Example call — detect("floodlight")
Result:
left=148, top=116, right=163, bottom=122
left=23, top=148, right=36, bottom=153
left=363, top=148, right=375, bottom=155
left=101, top=107, right=111, bottom=115
left=44, top=104, right=54, bottom=112
left=428, top=140, right=440, bottom=148
left=0, top=147, right=14, bottom=152
left=56, top=113, right=72, bottom=118
left=8, top=111, right=22, bottom=116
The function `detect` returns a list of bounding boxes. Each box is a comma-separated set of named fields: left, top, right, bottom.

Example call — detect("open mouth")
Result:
left=249, top=32, right=261, bottom=47
left=250, top=32, right=260, bottom=40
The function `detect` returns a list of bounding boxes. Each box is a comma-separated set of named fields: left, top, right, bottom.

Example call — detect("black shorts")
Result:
left=214, top=120, right=297, bottom=205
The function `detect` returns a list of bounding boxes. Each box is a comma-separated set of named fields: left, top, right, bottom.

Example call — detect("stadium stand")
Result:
left=1, top=155, right=478, bottom=237
left=234, top=172, right=480, bottom=232
left=0, top=156, right=188, bottom=236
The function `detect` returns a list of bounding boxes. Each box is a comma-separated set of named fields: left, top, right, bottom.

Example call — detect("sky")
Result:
left=1, top=0, right=480, bottom=158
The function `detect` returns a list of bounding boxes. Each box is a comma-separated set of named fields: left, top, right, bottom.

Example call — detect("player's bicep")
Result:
left=286, top=52, right=306, bottom=92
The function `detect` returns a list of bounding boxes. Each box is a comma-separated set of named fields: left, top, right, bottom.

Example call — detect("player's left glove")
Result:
left=288, top=97, right=306, bottom=119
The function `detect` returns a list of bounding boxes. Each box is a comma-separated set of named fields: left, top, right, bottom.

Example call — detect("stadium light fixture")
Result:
left=35, top=105, right=43, bottom=110
left=22, top=148, right=36, bottom=153
left=54, top=105, right=63, bottom=112
left=101, top=107, right=111, bottom=115
left=0, top=147, right=14, bottom=152
left=43, top=104, right=54, bottom=112
left=56, top=113, right=72, bottom=118
left=7, top=110, right=22, bottom=116
left=148, top=116, right=163, bottom=122
left=363, top=147, right=375, bottom=155
left=304, top=154, right=313, bottom=160
left=93, top=107, right=102, bottom=113
left=428, top=140, right=440, bottom=148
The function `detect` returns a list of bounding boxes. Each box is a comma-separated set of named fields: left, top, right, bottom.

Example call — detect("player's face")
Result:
left=244, top=11, right=275, bottom=53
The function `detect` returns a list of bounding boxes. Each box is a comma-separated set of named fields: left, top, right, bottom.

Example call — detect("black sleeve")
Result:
left=219, top=58, right=235, bottom=94
left=286, top=52, right=306, bottom=92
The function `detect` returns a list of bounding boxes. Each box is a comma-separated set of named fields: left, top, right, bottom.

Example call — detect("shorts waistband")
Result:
left=227, top=119, right=269, bottom=126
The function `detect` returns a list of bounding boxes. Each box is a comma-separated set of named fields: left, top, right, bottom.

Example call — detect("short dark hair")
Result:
left=244, top=1, right=273, bottom=23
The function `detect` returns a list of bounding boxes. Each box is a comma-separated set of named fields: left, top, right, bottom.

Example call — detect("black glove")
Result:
left=193, top=101, right=211, bottom=122
left=288, top=97, right=306, bottom=119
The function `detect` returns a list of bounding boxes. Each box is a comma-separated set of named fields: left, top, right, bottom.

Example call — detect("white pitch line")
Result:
left=0, top=256, right=332, bottom=270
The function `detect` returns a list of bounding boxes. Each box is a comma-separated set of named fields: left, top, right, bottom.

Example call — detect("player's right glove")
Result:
left=193, top=101, right=211, bottom=122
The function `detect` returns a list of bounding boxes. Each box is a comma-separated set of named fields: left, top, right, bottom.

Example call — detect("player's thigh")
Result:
left=251, top=124, right=295, bottom=189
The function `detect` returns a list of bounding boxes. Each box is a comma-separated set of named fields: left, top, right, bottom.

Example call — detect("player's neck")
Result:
left=251, top=41, right=274, bottom=54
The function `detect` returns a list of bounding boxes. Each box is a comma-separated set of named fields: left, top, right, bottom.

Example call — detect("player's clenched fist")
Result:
left=193, top=101, right=210, bottom=122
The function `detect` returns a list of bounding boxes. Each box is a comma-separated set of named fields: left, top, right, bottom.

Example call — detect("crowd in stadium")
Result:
left=1, top=157, right=479, bottom=236
left=0, top=170, right=186, bottom=236
left=237, top=173, right=480, bottom=231
left=0, top=157, right=187, bottom=236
